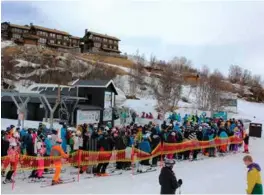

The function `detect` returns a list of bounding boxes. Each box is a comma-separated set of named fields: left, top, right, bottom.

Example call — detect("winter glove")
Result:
left=178, top=179, right=183, bottom=186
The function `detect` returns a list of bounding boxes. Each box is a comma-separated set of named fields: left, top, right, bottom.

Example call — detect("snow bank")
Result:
left=233, top=99, right=264, bottom=124
left=1, top=40, right=16, bottom=48
left=103, top=62, right=130, bottom=73
left=1, top=118, right=62, bottom=130
left=14, top=59, right=40, bottom=68
left=115, top=87, right=127, bottom=107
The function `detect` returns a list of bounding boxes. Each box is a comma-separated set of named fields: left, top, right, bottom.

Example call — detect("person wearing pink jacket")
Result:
left=36, top=137, right=46, bottom=179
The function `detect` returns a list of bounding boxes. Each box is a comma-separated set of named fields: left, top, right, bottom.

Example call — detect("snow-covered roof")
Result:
left=71, top=79, right=118, bottom=95
left=220, top=92, right=237, bottom=99
left=27, top=83, right=74, bottom=93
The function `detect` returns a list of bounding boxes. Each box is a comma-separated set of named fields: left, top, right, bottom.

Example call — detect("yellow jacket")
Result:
left=246, top=163, right=262, bottom=194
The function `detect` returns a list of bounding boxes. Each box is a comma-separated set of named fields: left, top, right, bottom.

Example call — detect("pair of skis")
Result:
left=133, top=167, right=157, bottom=175
left=40, top=177, right=75, bottom=188
left=83, top=171, right=123, bottom=179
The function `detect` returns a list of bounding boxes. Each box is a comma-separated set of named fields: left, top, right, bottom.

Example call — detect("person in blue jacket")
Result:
left=139, top=134, right=151, bottom=166
left=20, top=128, right=28, bottom=154
left=177, top=114, right=182, bottom=123
left=183, top=114, right=188, bottom=122
left=60, top=125, right=67, bottom=153
left=207, top=129, right=216, bottom=157
left=44, top=135, right=52, bottom=156
left=155, top=124, right=161, bottom=134
left=219, top=129, right=228, bottom=153
left=230, top=122, right=236, bottom=133
left=173, top=122, right=180, bottom=132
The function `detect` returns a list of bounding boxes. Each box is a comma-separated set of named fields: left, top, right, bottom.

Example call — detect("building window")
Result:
left=12, top=34, right=21, bottom=39
left=57, top=40, right=61, bottom=45
left=37, top=31, right=48, bottom=37
left=114, top=41, right=118, bottom=44
left=57, top=35, right=62, bottom=39
left=103, top=44, right=107, bottom=48
left=38, top=38, right=47, bottom=44
left=63, top=42, right=67, bottom=46
left=49, top=40, right=55, bottom=44
left=94, top=36, right=101, bottom=41
left=50, top=33, right=56, bottom=38
left=113, top=46, right=117, bottom=50
left=64, top=36, right=69, bottom=41
left=94, top=43, right=101, bottom=48
left=103, top=38, right=108, bottom=42
left=109, top=40, right=113, bottom=44
left=1, top=24, right=8, bottom=30
left=24, top=30, right=28, bottom=33
left=12, top=28, right=23, bottom=33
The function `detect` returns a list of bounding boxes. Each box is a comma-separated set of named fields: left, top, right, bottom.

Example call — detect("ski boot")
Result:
left=3, top=179, right=14, bottom=184
left=100, top=173, right=109, bottom=177
left=1, top=170, right=5, bottom=177
left=52, top=179, right=62, bottom=185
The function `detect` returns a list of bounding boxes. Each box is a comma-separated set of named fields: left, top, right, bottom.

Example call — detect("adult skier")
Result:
left=159, top=158, right=182, bottom=194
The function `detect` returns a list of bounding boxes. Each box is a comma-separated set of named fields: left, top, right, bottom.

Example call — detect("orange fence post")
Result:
left=160, top=142, right=164, bottom=168
left=131, top=145, right=135, bottom=175
left=11, top=153, right=19, bottom=191
left=78, top=150, right=81, bottom=182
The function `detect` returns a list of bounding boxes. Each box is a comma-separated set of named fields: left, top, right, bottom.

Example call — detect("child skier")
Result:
left=50, top=138, right=69, bottom=185
left=159, top=158, right=182, bottom=194
left=36, top=137, right=46, bottom=179
left=243, top=133, right=249, bottom=153
left=243, top=155, right=263, bottom=194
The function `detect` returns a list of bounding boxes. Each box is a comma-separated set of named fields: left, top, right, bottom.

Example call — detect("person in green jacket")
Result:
left=243, top=155, right=263, bottom=194
left=69, top=133, right=75, bottom=154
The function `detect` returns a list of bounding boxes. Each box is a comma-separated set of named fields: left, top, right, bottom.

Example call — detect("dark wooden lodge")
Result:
left=81, top=29, right=121, bottom=54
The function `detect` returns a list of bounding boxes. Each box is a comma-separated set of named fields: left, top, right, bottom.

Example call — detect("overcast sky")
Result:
left=2, top=1, right=264, bottom=77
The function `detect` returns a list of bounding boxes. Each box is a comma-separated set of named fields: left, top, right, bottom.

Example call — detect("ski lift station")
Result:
left=1, top=79, right=118, bottom=129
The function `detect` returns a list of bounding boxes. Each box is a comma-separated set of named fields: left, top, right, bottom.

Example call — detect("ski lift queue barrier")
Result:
left=1, top=136, right=242, bottom=171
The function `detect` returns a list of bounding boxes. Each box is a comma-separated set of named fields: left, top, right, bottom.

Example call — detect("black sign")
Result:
left=249, top=123, right=262, bottom=138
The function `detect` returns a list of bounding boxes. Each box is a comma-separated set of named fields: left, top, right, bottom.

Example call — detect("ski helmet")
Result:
left=164, top=158, right=175, bottom=167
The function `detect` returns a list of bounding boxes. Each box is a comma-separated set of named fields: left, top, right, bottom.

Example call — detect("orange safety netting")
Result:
left=1, top=136, right=243, bottom=171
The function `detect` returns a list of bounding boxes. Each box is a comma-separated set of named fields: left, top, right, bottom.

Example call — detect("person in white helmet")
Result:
left=159, top=158, right=182, bottom=194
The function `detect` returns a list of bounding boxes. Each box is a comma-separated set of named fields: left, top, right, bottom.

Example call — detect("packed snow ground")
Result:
left=1, top=99, right=264, bottom=194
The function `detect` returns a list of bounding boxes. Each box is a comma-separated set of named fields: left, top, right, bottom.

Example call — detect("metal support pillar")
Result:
left=39, top=97, right=48, bottom=122
left=71, top=99, right=79, bottom=125
left=10, top=96, right=30, bottom=129
left=42, top=96, right=60, bottom=130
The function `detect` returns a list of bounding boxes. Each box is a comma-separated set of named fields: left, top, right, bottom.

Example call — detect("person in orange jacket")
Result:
left=50, top=138, right=69, bottom=185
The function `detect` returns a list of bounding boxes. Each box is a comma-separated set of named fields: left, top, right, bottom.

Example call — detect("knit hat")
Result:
left=56, top=138, right=62, bottom=143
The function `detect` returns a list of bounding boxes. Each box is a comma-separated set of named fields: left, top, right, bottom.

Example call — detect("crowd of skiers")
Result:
left=1, top=113, right=249, bottom=185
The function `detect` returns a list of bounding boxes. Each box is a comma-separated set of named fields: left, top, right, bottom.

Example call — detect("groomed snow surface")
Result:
left=1, top=99, right=264, bottom=194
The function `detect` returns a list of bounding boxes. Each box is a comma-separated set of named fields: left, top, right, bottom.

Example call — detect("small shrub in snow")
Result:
left=181, top=96, right=189, bottom=103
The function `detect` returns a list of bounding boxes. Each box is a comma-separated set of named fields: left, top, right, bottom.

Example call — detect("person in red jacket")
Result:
left=3, top=142, right=19, bottom=184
